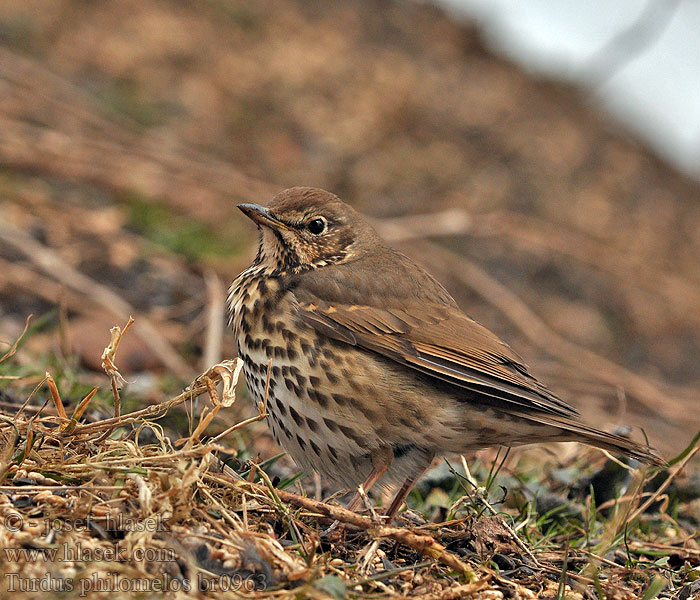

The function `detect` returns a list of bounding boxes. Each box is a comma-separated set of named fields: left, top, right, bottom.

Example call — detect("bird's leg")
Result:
left=385, top=452, right=435, bottom=520
left=321, top=447, right=393, bottom=538
left=345, top=446, right=394, bottom=513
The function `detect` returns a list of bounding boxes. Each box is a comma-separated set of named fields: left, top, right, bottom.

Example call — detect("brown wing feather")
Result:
left=290, top=255, right=579, bottom=418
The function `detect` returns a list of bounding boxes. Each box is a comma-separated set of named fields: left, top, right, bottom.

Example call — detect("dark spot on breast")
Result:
left=275, top=397, right=287, bottom=416
left=339, top=424, right=365, bottom=445
left=328, top=446, right=339, bottom=460
left=308, top=388, right=329, bottom=408
left=309, top=376, right=321, bottom=387
left=296, top=434, right=307, bottom=450
left=284, top=378, right=295, bottom=392
left=306, top=417, right=319, bottom=433
left=323, top=418, right=339, bottom=432
left=272, top=366, right=281, bottom=377
left=279, top=420, right=291, bottom=438
left=287, top=348, right=298, bottom=360
left=392, top=444, right=417, bottom=459
left=265, top=345, right=274, bottom=358
left=326, top=371, right=339, bottom=384
left=282, top=328, right=297, bottom=343
left=274, top=347, right=286, bottom=359
left=332, top=394, right=350, bottom=407
left=289, top=405, right=304, bottom=427
left=322, top=349, right=335, bottom=360
left=262, top=315, right=275, bottom=334
left=281, top=366, right=291, bottom=376
left=294, top=372, right=307, bottom=387
left=363, top=407, right=380, bottom=421
left=310, top=440, right=322, bottom=456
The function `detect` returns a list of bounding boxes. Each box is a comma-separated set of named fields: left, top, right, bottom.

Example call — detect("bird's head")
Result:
left=238, top=187, right=379, bottom=274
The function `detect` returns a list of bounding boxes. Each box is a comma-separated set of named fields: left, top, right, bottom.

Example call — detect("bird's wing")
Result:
left=292, top=266, right=579, bottom=418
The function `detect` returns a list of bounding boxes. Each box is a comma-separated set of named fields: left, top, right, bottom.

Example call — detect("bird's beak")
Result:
left=237, top=203, right=290, bottom=231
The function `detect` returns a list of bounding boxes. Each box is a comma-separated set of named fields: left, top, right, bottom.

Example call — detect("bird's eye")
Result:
left=306, top=217, right=327, bottom=235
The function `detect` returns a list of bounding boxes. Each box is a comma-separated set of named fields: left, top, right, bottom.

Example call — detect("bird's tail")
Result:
left=522, top=414, right=665, bottom=466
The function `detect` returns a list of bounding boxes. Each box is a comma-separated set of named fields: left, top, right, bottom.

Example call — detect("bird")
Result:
left=228, top=187, right=662, bottom=519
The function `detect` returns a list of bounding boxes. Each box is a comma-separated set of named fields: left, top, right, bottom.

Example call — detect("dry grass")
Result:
left=0, top=323, right=699, bottom=599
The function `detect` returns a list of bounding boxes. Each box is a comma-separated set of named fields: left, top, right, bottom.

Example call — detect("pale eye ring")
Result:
left=306, top=217, right=327, bottom=235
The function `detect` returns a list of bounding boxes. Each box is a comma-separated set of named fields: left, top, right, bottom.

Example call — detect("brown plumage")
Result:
left=229, top=187, right=662, bottom=518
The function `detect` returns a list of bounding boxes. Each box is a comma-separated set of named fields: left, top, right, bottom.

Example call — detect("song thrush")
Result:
left=229, top=187, right=662, bottom=518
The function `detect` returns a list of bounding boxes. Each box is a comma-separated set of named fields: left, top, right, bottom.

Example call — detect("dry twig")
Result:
left=208, top=471, right=482, bottom=581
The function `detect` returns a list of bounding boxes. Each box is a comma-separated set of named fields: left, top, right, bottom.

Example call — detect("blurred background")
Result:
left=441, top=0, right=700, bottom=174
left=1, top=0, right=698, bottom=462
